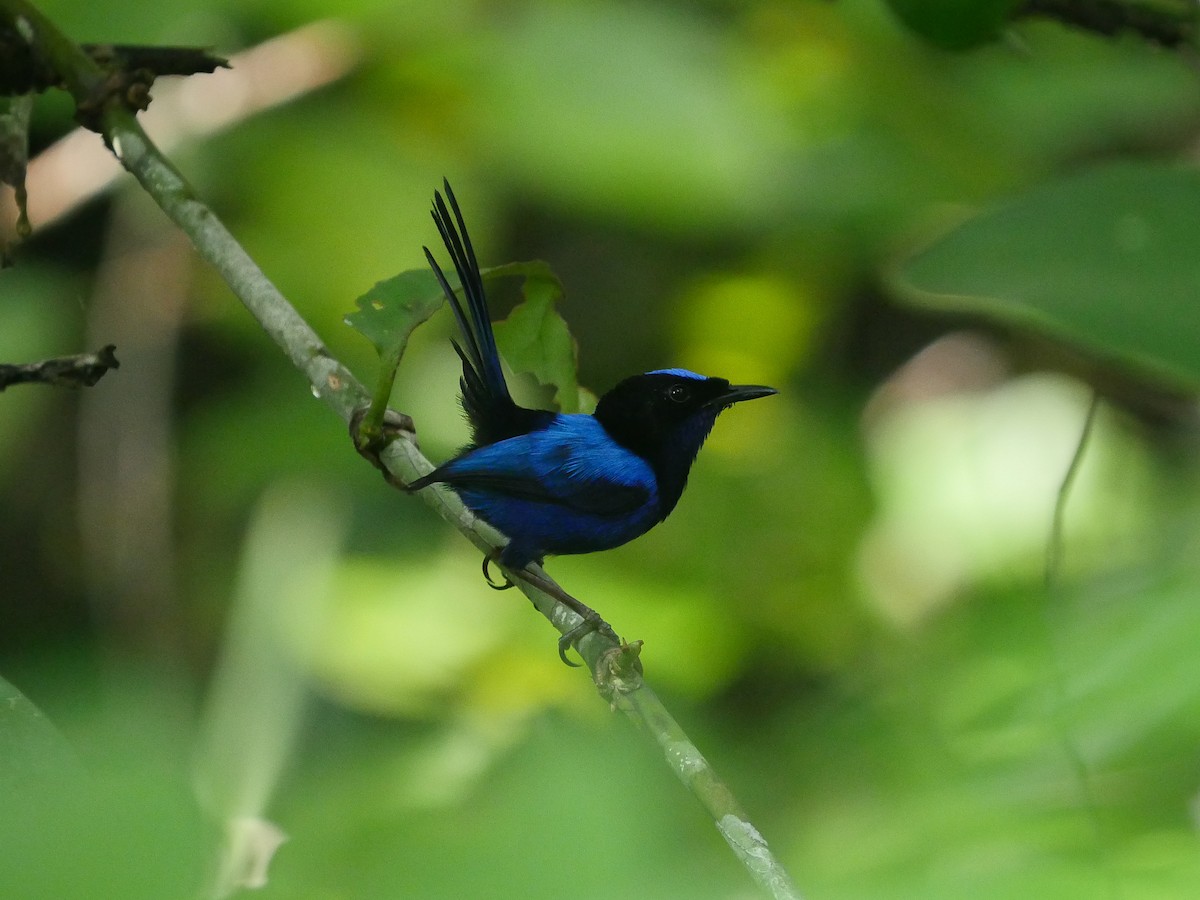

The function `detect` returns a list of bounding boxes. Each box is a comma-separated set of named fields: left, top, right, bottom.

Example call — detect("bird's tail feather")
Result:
left=427, top=182, right=512, bottom=416
left=425, top=181, right=550, bottom=448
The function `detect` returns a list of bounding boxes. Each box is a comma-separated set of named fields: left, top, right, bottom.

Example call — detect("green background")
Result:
left=3, top=0, right=1200, bottom=897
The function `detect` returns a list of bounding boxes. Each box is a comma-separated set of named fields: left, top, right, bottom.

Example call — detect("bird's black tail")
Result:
left=425, top=181, right=544, bottom=447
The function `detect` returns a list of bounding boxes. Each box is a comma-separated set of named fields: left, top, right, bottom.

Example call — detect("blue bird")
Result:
left=408, top=183, right=777, bottom=659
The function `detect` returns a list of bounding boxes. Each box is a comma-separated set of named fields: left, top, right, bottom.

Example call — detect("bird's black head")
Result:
left=594, top=368, right=777, bottom=516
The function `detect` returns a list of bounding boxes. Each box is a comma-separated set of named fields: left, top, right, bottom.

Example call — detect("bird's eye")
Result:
left=667, top=383, right=690, bottom=403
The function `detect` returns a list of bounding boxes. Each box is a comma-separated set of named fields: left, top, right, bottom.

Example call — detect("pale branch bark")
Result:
left=0, top=2, right=803, bottom=896
left=100, top=111, right=364, bottom=423
left=624, top=683, right=802, bottom=897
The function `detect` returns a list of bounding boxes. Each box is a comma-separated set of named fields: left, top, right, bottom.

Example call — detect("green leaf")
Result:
left=345, top=268, right=450, bottom=436
left=891, top=163, right=1200, bottom=391
left=344, top=268, right=447, bottom=360
left=487, top=261, right=582, bottom=413
left=347, top=259, right=583, bottom=415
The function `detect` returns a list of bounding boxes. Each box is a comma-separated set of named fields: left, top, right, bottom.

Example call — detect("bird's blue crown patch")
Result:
left=647, top=368, right=706, bottom=380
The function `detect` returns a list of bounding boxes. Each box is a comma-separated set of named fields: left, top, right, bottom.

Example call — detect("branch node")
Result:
left=74, top=65, right=154, bottom=132
left=594, top=639, right=645, bottom=707
left=349, top=404, right=417, bottom=493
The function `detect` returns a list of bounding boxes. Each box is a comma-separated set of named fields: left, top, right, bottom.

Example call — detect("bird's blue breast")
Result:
left=440, top=415, right=663, bottom=568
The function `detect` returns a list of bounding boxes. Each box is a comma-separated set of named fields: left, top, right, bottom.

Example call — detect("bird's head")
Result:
left=594, top=369, right=776, bottom=510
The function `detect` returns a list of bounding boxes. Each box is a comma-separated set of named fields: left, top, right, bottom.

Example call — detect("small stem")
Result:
left=360, top=347, right=402, bottom=439
left=1046, top=391, right=1101, bottom=588
left=1041, top=390, right=1115, bottom=894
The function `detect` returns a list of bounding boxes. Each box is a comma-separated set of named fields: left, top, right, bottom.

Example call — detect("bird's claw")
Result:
left=479, top=556, right=619, bottom=667
left=556, top=617, right=620, bottom=667
left=378, top=407, right=416, bottom=437
left=558, top=631, right=583, bottom=667
left=481, top=555, right=515, bottom=590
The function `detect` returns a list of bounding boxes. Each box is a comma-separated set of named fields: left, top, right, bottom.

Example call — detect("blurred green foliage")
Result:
left=884, top=0, right=1023, bottom=49
left=3, top=0, right=1200, bottom=897
left=893, top=162, right=1200, bottom=391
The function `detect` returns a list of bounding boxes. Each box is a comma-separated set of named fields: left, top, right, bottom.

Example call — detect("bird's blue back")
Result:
left=441, top=415, right=663, bottom=567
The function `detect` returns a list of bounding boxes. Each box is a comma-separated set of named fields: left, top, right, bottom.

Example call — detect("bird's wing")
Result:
left=427, top=469, right=650, bottom=517
left=411, top=418, right=655, bottom=518
left=425, top=181, right=547, bottom=446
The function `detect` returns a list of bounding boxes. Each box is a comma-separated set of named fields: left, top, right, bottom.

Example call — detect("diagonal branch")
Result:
left=0, top=3, right=803, bottom=896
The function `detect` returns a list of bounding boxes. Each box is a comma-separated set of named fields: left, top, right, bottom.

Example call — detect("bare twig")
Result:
left=0, top=21, right=357, bottom=237
left=0, top=32, right=226, bottom=95
left=0, top=344, right=119, bottom=391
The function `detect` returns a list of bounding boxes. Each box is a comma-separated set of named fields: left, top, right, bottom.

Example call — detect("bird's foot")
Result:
left=514, top=567, right=620, bottom=667
left=556, top=615, right=620, bottom=668
left=479, top=556, right=620, bottom=666
left=350, top=405, right=416, bottom=492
